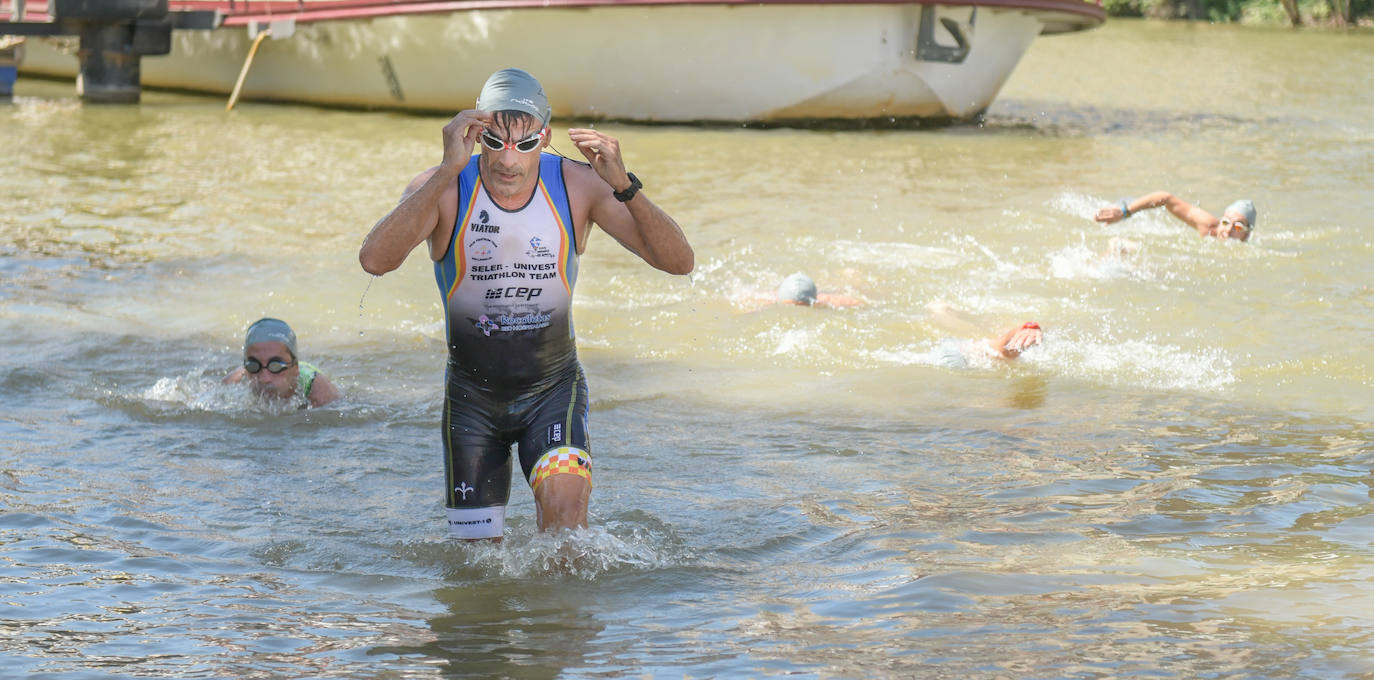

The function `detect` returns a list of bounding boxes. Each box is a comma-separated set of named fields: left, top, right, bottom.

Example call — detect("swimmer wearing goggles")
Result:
left=1096, top=193, right=1257, bottom=242
left=223, top=317, right=341, bottom=407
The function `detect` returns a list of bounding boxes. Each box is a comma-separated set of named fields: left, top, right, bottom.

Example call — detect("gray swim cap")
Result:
left=777, top=273, right=818, bottom=305
left=476, top=68, right=550, bottom=126
left=1224, top=199, right=1257, bottom=228
left=244, top=318, right=297, bottom=359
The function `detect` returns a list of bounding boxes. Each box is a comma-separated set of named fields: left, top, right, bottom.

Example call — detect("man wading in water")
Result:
left=359, top=68, right=694, bottom=540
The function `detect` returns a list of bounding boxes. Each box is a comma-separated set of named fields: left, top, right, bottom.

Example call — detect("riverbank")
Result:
left=1104, top=0, right=1374, bottom=26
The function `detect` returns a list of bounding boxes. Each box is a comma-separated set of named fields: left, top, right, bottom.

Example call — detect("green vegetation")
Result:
left=1101, top=0, right=1374, bottom=25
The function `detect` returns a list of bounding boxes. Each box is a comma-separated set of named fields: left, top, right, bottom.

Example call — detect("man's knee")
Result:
left=529, top=447, right=591, bottom=530
left=528, top=447, right=591, bottom=494
left=535, top=474, right=590, bottom=530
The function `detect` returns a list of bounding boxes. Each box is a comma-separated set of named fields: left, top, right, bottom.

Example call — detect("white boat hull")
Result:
left=15, top=3, right=1100, bottom=122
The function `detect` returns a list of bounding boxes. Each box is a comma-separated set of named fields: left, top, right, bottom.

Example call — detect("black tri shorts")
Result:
left=441, top=359, right=590, bottom=510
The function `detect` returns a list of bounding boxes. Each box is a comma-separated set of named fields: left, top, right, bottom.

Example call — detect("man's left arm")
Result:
left=567, top=128, right=694, bottom=275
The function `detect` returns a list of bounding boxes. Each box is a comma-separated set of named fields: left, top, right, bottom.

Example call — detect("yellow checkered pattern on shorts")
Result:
left=529, top=447, right=591, bottom=491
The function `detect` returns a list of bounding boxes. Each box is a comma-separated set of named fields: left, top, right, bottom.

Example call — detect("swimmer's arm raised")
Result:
left=360, top=111, right=485, bottom=274
left=1096, top=191, right=1217, bottom=235
left=568, top=130, right=694, bottom=275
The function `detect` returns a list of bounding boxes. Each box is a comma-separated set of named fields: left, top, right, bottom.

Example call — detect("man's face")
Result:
left=1212, top=210, right=1252, bottom=241
left=243, top=340, right=299, bottom=399
left=479, top=112, right=548, bottom=200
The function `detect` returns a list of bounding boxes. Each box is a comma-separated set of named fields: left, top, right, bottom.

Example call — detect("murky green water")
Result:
left=3, top=18, right=1374, bottom=678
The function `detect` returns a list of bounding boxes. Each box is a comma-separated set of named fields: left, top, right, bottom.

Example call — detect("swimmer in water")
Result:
left=774, top=272, right=865, bottom=309
left=926, top=302, right=1044, bottom=363
left=985, top=321, right=1044, bottom=360
left=223, top=317, right=341, bottom=408
left=1096, top=193, right=1256, bottom=242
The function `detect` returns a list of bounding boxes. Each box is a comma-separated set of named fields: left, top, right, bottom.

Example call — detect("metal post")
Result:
left=75, top=21, right=140, bottom=103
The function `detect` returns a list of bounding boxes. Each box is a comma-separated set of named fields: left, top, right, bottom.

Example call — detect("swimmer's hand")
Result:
left=441, top=109, right=493, bottom=170
left=996, top=321, right=1043, bottom=359
left=567, top=127, right=632, bottom=194
left=1095, top=205, right=1126, bottom=224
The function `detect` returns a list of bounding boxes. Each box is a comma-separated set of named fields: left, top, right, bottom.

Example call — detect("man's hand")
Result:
left=1001, top=322, right=1043, bottom=357
left=568, top=127, right=633, bottom=192
left=1095, top=205, right=1126, bottom=224
left=441, top=110, right=493, bottom=170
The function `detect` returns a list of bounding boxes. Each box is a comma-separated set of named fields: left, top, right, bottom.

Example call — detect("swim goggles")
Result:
left=480, top=129, right=545, bottom=153
left=1219, top=217, right=1251, bottom=236
left=244, top=357, right=296, bottom=374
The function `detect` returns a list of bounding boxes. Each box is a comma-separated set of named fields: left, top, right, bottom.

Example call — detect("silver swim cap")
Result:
left=1224, top=199, right=1257, bottom=228
left=476, top=68, right=550, bottom=126
left=777, top=273, right=818, bottom=305
left=244, top=318, right=297, bottom=359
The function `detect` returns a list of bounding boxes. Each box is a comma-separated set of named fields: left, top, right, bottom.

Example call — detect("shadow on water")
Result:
left=370, top=581, right=604, bottom=679
left=373, top=523, right=701, bottom=678
left=1005, top=374, right=1050, bottom=410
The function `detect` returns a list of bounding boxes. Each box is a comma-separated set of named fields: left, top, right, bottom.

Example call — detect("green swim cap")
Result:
left=777, top=273, right=818, bottom=305
left=477, top=68, right=551, bottom=126
left=244, top=317, right=297, bottom=359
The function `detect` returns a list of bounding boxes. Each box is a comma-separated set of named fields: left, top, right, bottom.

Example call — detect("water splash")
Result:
left=1049, top=237, right=1153, bottom=281
left=404, top=520, right=685, bottom=581
left=133, top=374, right=308, bottom=415
left=868, top=330, right=1234, bottom=393
left=868, top=338, right=998, bottom=370
left=962, top=234, right=1020, bottom=275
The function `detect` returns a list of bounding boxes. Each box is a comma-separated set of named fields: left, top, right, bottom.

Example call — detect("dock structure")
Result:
left=0, top=0, right=218, bottom=102
left=1, top=35, right=17, bottom=98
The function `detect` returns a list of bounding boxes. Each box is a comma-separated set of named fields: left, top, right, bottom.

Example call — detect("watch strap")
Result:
left=614, top=173, right=642, bottom=202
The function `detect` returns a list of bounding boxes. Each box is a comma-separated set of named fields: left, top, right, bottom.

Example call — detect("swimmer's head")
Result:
left=1217, top=199, right=1256, bottom=241
left=244, top=317, right=297, bottom=359
left=777, top=273, right=818, bottom=306
left=242, top=318, right=300, bottom=400
left=476, top=68, right=551, bottom=128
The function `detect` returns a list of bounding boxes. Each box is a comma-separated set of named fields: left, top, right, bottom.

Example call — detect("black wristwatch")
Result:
left=613, top=173, right=642, bottom=202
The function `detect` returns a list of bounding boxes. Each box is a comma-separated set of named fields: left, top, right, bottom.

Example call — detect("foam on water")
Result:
left=1049, top=237, right=1156, bottom=281
left=136, top=374, right=308, bottom=414
left=765, top=326, right=820, bottom=358
left=399, top=521, right=687, bottom=582
left=1036, top=333, right=1236, bottom=392
left=815, top=237, right=971, bottom=270
left=867, top=329, right=1234, bottom=393
left=869, top=338, right=1000, bottom=370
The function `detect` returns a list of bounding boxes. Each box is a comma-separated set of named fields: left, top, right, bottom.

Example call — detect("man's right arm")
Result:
left=359, top=110, right=488, bottom=275
left=358, top=166, right=457, bottom=275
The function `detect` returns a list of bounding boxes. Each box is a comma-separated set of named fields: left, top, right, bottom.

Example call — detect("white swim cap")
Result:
left=777, top=273, right=818, bottom=305
left=1224, top=199, right=1257, bottom=228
